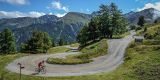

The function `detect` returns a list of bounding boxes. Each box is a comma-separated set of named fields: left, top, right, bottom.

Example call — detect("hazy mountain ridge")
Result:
left=1, top=8, right=160, bottom=48
left=124, top=8, right=160, bottom=25
left=0, top=12, right=92, bottom=48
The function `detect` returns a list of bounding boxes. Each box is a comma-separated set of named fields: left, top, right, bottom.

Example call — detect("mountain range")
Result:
left=0, top=12, right=92, bottom=48
left=0, top=8, right=160, bottom=48
left=124, top=8, right=160, bottom=24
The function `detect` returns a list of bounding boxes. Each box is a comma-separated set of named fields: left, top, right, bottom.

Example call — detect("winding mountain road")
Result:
left=6, top=31, right=135, bottom=77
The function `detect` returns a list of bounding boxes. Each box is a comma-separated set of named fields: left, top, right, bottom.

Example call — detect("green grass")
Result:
left=124, top=41, right=160, bottom=80
left=112, top=32, right=130, bottom=39
left=47, top=58, right=92, bottom=65
left=136, top=23, right=160, bottom=40
left=46, top=39, right=108, bottom=65
left=1, top=39, right=160, bottom=80
left=76, top=39, right=108, bottom=59
left=47, top=46, right=70, bottom=53
left=1, top=27, right=160, bottom=80
left=70, top=43, right=80, bottom=47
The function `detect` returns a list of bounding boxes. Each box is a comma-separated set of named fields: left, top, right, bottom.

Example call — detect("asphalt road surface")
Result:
left=6, top=31, right=135, bottom=77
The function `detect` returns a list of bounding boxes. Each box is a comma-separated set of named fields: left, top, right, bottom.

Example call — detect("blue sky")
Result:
left=0, top=0, right=160, bottom=18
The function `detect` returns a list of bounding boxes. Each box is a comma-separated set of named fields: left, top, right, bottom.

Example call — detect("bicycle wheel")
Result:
left=35, top=68, right=39, bottom=73
left=41, top=67, right=47, bottom=74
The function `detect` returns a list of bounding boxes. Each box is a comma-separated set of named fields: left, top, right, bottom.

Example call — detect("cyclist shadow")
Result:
left=31, top=72, right=39, bottom=75
left=31, top=71, right=46, bottom=75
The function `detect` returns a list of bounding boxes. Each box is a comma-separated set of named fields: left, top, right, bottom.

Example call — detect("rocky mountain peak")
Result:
left=125, top=8, right=160, bottom=24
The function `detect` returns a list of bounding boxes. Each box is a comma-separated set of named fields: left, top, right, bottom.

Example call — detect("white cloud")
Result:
left=48, top=12, right=53, bottom=15
left=48, top=1, right=69, bottom=12
left=0, top=0, right=28, bottom=5
left=86, top=9, right=90, bottom=12
left=0, top=11, right=45, bottom=18
left=137, top=2, right=160, bottom=11
left=54, top=13, right=67, bottom=17
left=51, top=1, right=61, bottom=9
left=28, top=11, right=46, bottom=17
left=62, top=6, right=69, bottom=12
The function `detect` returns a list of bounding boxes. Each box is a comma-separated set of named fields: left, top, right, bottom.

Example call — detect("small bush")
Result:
left=128, top=41, right=136, bottom=48
left=46, top=39, right=108, bottom=65
left=47, top=58, right=92, bottom=65
left=136, top=27, right=142, bottom=31
left=143, top=40, right=160, bottom=45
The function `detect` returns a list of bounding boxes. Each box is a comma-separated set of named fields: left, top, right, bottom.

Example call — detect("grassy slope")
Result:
left=112, top=32, right=130, bottom=39
left=124, top=41, right=160, bottom=80
left=47, top=46, right=70, bottom=53
left=70, top=43, right=80, bottom=47
left=0, top=46, right=71, bottom=80
left=77, top=39, right=108, bottom=59
left=1, top=40, right=160, bottom=80
left=47, top=39, right=108, bottom=64
left=1, top=24, right=160, bottom=80
left=137, top=23, right=160, bottom=40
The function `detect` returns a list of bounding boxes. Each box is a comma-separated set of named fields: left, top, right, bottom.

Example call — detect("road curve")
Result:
left=6, top=31, right=135, bottom=77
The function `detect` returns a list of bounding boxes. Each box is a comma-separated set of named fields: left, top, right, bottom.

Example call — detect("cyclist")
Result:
left=38, top=60, right=45, bottom=73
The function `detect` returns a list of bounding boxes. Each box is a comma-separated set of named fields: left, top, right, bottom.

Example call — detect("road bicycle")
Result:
left=35, top=66, right=46, bottom=74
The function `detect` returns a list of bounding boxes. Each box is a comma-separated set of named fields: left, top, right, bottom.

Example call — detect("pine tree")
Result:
left=88, top=18, right=99, bottom=41
left=20, top=43, right=28, bottom=53
left=154, top=19, right=158, bottom=23
left=144, top=27, right=147, bottom=32
left=77, top=3, right=127, bottom=45
left=77, top=25, right=89, bottom=45
left=99, top=4, right=111, bottom=38
left=43, top=32, right=52, bottom=53
left=0, top=28, right=16, bottom=54
left=21, top=31, right=52, bottom=53
left=58, top=37, right=65, bottom=46
left=137, top=16, right=145, bottom=27
left=98, top=3, right=127, bottom=38
left=110, top=3, right=127, bottom=38
left=51, top=38, right=56, bottom=47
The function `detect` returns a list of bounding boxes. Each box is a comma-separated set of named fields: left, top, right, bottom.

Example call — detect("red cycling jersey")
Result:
left=38, top=62, right=43, bottom=68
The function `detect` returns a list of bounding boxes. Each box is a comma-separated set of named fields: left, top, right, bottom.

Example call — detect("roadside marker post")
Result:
left=17, top=63, right=25, bottom=80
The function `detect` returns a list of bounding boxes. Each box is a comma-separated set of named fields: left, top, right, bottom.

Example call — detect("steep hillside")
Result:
left=3, top=8, right=160, bottom=47
left=137, top=23, right=160, bottom=40
left=62, top=12, right=91, bottom=24
left=0, top=15, right=59, bottom=30
left=0, top=12, right=91, bottom=47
